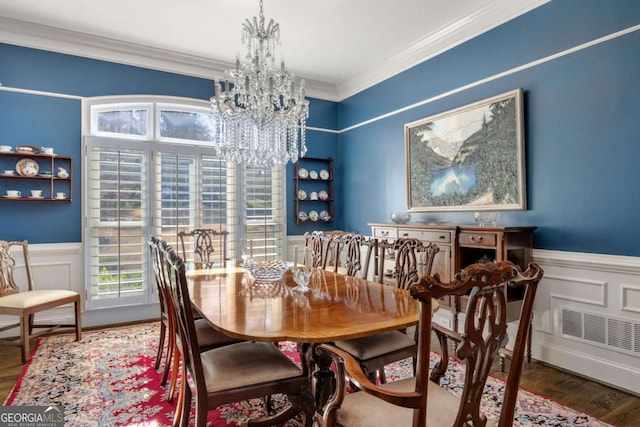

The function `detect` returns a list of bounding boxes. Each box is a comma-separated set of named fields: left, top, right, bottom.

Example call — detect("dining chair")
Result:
left=148, top=237, right=240, bottom=402
left=302, top=230, right=353, bottom=274
left=177, top=228, right=229, bottom=269
left=304, top=230, right=330, bottom=269
left=333, top=237, right=439, bottom=384
left=0, top=240, right=82, bottom=362
left=315, top=261, right=544, bottom=427
left=160, top=242, right=314, bottom=427
left=336, top=233, right=378, bottom=279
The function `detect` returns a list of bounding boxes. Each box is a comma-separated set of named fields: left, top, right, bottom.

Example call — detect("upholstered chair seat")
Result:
left=0, top=289, right=79, bottom=309
left=333, top=330, right=415, bottom=361
left=335, top=376, right=496, bottom=427
left=200, top=341, right=304, bottom=393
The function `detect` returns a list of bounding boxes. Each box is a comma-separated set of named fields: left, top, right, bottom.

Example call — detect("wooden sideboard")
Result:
left=369, top=223, right=536, bottom=327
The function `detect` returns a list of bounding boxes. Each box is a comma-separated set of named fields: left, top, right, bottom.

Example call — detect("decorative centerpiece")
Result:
left=390, top=212, right=411, bottom=224
left=473, top=211, right=500, bottom=226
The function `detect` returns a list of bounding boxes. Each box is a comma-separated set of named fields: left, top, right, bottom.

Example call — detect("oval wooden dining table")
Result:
left=187, top=266, right=435, bottom=409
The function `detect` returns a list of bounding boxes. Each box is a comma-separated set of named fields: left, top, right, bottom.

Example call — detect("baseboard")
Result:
left=534, top=341, right=640, bottom=396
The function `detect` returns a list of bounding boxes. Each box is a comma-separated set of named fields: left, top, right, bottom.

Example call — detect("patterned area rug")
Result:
left=5, top=323, right=612, bottom=426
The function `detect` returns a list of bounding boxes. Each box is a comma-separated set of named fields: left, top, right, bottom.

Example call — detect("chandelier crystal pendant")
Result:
left=210, top=0, right=309, bottom=167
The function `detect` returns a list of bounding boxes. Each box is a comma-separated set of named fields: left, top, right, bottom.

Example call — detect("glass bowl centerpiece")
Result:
left=390, top=212, right=411, bottom=224
left=242, top=256, right=292, bottom=282
left=473, top=211, right=500, bottom=226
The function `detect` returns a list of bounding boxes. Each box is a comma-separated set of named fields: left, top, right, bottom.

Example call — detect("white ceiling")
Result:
left=0, top=0, right=548, bottom=100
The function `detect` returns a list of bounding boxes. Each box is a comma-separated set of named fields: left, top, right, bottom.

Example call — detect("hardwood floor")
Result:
left=1, top=330, right=639, bottom=426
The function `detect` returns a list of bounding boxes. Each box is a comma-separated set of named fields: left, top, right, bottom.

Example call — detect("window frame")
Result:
left=83, top=96, right=287, bottom=310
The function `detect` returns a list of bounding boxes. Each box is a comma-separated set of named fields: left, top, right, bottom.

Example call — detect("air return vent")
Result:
left=561, top=307, right=640, bottom=356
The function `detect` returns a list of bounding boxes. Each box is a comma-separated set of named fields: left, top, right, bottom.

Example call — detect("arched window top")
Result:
left=85, top=96, right=217, bottom=145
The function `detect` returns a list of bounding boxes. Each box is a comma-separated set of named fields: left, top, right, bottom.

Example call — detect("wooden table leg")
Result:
left=298, top=343, right=336, bottom=410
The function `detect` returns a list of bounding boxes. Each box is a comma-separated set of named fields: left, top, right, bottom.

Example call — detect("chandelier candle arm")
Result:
left=210, top=0, right=309, bottom=167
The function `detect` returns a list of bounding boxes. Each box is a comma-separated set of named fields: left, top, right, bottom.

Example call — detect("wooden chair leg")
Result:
left=378, top=368, right=387, bottom=384
left=173, top=363, right=188, bottom=427
left=180, top=376, right=192, bottom=427
left=20, top=314, right=30, bottom=363
left=161, top=329, right=174, bottom=386
left=168, top=346, right=180, bottom=402
left=74, top=299, right=82, bottom=341
left=155, top=322, right=166, bottom=370
left=527, top=319, right=533, bottom=363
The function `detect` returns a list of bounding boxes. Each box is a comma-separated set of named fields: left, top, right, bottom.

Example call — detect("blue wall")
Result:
left=0, top=45, right=340, bottom=243
left=339, top=0, right=640, bottom=257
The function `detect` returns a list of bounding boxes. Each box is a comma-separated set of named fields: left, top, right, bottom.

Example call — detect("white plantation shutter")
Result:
left=87, top=144, right=148, bottom=308
left=84, top=97, right=285, bottom=309
left=151, top=151, right=237, bottom=264
left=243, top=165, right=285, bottom=262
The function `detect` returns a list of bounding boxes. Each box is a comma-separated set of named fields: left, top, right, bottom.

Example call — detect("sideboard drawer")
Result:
left=398, top=229, right=452, bottom=244
left=373, top=227, right=397, bottom=239
left=459, top=232, right=497, bottom=247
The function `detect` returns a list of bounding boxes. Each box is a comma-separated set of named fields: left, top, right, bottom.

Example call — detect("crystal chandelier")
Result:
left=210, top=0, right=309, bottom=167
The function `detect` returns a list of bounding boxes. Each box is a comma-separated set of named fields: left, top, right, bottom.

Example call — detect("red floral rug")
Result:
left=5, top=323, right=612, bottom=426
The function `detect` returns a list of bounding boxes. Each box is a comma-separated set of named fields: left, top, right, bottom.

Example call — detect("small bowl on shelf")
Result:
left=390, top=212, right=411, bottom=224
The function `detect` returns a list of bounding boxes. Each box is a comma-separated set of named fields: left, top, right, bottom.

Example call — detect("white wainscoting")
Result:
left=3, top=240, right=639, bottom=395
left=531, top=249, right=640, bottom=395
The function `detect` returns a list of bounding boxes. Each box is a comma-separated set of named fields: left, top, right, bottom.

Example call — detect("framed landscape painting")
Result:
left=405, top=89, right=526, bottom=212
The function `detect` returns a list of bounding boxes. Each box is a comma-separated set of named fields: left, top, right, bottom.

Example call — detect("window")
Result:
left=84, top=97, right=285, bottom=309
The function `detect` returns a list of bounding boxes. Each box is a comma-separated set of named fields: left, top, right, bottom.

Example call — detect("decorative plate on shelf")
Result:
left=320, top=210, right=331, bottom=221
left=309, top=191, right=318, bottom=200
left=319, top=169, right=329, bottom=180
left=298, top=189, right=307, bottom=200
left=318, top=190, right=328, bottom=201
left=309, top=210, right=319, bottom=222
left=15, top=145, right=41, bottom=154
left=309, top=170, right=318, bottom=180
left=16, top=158, right=39, bottom=176
left=298, top=168, right=309, bottom=179
left=298, top=211, right=308, bottom=222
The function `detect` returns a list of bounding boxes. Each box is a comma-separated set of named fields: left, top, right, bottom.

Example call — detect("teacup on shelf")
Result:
left=57, top=167, right=69, bottom=178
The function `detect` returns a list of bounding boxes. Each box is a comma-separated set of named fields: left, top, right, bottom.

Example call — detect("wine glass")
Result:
left=292, top=268, right=312, bottom=292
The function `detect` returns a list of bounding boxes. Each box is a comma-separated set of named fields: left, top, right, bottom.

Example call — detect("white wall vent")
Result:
left=561, top=307, right=640, bottom=357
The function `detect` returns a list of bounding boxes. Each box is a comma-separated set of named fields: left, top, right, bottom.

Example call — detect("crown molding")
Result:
left=0, top=1, right=548, bottom=103
left=0, top=16, right=339, bottom=101
left=336, top=0, right=550, bottom=100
